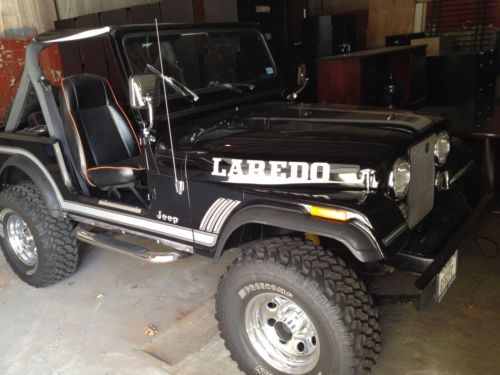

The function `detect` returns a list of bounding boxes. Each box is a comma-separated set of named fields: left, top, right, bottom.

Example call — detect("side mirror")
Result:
left=297, top=63, right=307, bottom=86
left=287, top=64, right=309, bottom=101
left=129, top=74, right=159, bottom=109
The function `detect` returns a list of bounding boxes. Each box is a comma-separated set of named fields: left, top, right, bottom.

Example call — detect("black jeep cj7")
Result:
left=0, top=23, right=486, bottom=374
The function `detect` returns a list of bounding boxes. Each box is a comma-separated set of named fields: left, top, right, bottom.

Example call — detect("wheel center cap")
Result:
left=274, top=321, right=293, bottom=342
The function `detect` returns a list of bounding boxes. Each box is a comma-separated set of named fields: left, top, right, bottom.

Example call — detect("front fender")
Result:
left=214, top=204, right=383, bottom=263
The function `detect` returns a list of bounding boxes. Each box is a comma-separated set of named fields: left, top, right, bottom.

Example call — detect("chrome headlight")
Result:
left=390, top=158, right=411, bottom=200
left=435, top=131, right=450, bottom=165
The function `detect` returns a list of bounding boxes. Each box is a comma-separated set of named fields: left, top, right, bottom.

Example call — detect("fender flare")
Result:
left=213, top=204, right=383, bottom=263
left=0, top=155, right=63, bottom=218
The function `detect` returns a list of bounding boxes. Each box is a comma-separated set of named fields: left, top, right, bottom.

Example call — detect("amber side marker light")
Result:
left=310, top=206, right=349, bottom=222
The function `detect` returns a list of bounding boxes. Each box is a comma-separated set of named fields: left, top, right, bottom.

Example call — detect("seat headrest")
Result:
left=61, top=73, right=114, bottom=110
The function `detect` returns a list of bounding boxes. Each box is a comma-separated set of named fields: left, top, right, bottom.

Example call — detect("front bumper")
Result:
left=413, top=192, right=494, bottom=309
left=378, top=192, right=494, bottom=310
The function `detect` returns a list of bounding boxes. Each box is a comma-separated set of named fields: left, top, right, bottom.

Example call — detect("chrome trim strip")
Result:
left=0, top=146, right=217, bottom=247
left=382, top=223, right=408, bottom=246
left=449, top=161, right=474, bottom=186
left=98, top=200, right=142, bottom=214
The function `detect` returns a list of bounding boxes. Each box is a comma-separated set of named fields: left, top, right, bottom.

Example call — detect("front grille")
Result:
left=407, top=134, right=436, bottom=229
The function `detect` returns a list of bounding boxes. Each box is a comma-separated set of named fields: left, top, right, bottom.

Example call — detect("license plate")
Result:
left=435, top=250, right=458, bottom=302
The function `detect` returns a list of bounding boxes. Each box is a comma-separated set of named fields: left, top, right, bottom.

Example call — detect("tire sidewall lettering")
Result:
left=238, top=283, right=293, bottom=300
left=254, top=364, right=273, bottom=375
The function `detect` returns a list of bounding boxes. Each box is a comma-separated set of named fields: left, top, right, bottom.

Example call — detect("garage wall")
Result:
left=367, top=0, right=416, bottom=48
left=54, top=0, right=159, bottom=20
left=0, top=0, right=164, bottom=37
left=308, top=0, right=368, bottom=15
left=0, top=0, right=57, bottom=37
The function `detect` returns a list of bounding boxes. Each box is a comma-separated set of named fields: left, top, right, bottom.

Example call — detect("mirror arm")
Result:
left=287, top=78, right=309, bottom=101
left=144, top=94, right=154, bottom=130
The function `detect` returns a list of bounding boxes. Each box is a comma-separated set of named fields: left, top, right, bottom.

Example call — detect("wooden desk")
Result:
left=420, top=99, right=500, bottom=195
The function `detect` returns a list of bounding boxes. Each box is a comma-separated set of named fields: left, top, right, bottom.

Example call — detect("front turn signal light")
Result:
left=310, top=206, right=349, bottom=222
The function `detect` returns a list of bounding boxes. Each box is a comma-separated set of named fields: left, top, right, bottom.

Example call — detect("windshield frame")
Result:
left=117, top=25, right=279, bottom=100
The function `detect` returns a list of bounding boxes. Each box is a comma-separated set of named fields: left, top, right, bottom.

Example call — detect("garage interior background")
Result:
left=0, top=0, right=499, bottom=123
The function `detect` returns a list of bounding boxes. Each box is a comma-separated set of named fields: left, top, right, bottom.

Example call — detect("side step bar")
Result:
left=75, top=227, right=191, bottom=264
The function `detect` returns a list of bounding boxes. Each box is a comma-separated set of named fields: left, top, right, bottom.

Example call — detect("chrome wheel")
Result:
left=245, top=292, right=320, bottom=374
left=6, top=213, right=37, bottom=266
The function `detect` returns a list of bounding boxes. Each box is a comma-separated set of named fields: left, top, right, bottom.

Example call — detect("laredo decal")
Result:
left=211, top=158, right=362, bottom=185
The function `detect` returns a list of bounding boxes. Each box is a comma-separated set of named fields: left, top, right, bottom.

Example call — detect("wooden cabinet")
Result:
left=317, top=45, right=427, bottom=108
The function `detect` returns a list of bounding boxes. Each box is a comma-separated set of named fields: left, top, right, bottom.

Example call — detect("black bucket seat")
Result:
left=59, top=74, right=144, bottom=188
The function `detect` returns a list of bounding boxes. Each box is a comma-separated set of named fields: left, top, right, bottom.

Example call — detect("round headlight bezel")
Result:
left=389, top=158, right=411, bottom=200
left=435, top=131, right=451, bottom=165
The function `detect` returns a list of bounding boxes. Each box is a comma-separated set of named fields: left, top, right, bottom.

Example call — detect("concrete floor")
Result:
left=1, top=215, right=500, bottom=375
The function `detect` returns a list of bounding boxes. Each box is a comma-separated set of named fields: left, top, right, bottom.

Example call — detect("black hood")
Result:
left=176, top=103, right=439, bottom=170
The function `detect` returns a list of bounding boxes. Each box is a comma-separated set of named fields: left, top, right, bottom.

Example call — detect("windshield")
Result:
left=123, top=29, right=277, bottom=93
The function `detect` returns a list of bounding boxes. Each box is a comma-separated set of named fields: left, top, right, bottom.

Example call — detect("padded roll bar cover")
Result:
left=213, top=204, right=383, bottom=263
left=0, top=155, right=63, bottom=218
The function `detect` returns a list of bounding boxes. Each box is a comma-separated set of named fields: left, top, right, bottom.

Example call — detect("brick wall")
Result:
left=0, top=39, right=62, bottom=124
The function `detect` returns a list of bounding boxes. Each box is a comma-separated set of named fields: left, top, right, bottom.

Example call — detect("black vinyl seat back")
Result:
left=59, top=74, right=142, bottom=186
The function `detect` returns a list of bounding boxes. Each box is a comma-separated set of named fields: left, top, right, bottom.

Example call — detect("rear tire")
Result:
left=0, top=183, right=78, bottom=287
left=216, top=237, right=381, bottom=375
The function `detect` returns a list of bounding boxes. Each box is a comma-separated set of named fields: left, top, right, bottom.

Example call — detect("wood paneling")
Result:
left=128, top=3, right=162, bottom=24
left=308, top=0, right=368, bottom=15
left=317, top=58, right=361, bottom=104
left=161, top=0, right=195, bottom=23
left=54, top=0, right=158, bottom=20
left=203, top=0, right=237, bottom=23
left=193, top=0, right=206, bottom=23
left=54, top=18, right=82, bottom=75
left=100, top=8, right=129, bottom=26
left=0, top=0, right=57, bottom=37
left=367, top=0, right=416, bottom=48
left=77, top=14, right=105, bottom=63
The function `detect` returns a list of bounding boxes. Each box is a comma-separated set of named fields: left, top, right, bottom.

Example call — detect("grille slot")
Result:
left=407, top=134, right=436, bottom=229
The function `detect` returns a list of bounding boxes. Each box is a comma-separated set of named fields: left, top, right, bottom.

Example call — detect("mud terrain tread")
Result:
left=216, top=236, right=381, bottom=374
left=0, top=183, right=78, bottom=287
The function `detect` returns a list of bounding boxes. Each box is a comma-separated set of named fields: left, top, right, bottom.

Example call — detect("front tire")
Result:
left=216, top=237, right=381, bottom=375
left=0, top=183, right=79, bottom=287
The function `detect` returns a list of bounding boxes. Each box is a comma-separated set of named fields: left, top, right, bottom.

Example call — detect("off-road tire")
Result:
left=0, top=182, right=78, bottom=287
left=216, top=237, right=381, bottom=375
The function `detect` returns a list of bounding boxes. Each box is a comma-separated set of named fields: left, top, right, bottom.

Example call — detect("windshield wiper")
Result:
left=189, top=120, right=248, bottom=144
left=208, top=81, right=256, bottom=94
left=146, top=64, right=199, bottom=102
left=189, top=123, right=222, bottom=143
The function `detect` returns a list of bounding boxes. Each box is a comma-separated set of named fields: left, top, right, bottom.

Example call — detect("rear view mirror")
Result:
left=129, top=74, right=160, bottom=109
